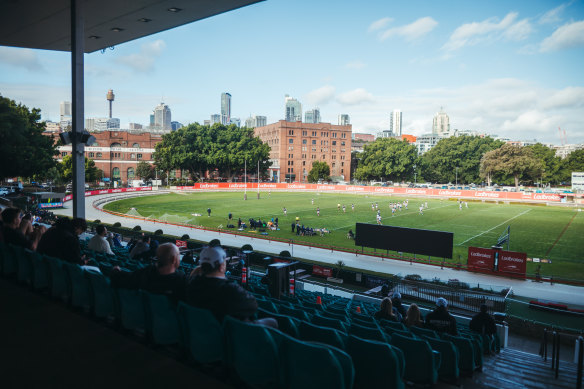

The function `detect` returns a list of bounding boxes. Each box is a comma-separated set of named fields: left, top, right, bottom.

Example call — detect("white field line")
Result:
left=457, top=209, right=532, bottom=246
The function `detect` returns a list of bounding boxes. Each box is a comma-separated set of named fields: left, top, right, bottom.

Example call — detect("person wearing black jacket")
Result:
left=37, top=217, right=87, bottom=264
left=109, top=243, right=186, bottom=300
left=470, top=304, right=496, bottom=335
left=425, top=297, right=458, bottom=335
left=186, top=246, right=276, bottom=327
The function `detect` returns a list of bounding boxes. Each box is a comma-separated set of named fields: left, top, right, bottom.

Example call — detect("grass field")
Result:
left=103, top=191, right=584, bottom=281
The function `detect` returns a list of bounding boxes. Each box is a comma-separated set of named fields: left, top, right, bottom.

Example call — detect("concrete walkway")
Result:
left=53, top=192, right=584, bottom=305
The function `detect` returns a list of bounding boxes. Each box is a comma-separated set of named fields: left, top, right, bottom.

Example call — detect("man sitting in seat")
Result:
left=110, top=242, right=186, bottom=301
left=88, top=224, right=114, bottom=256
left=37, top=217, right=87, bottom=264
left=130, top=235, right=151, bottom=259
left=469, top=304, right=496, bottom=336
left=1, top=208, right=44, bottom=250
left=425, top=297, right=458, bottom=335
left=186, top=246, right=276, bottom=327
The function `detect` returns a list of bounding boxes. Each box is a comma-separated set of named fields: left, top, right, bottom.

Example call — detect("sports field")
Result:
left=103, top=191, right=584, bottom=282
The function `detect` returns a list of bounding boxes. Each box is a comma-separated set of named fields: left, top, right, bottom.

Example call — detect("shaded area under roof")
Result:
left=0, top=0, right=262, bottom=53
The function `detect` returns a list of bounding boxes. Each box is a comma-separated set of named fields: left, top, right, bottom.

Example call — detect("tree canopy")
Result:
left=0, top=95, right=58, bottom=180
left=153, top=123, right=271, bottom=181
left=60, top=155, right=101, bottom=182
left=136, top=161, right=153, bottom=180
left=421, top=135, right=503, bottom=184
left=354, top=138, right=419, bottom=182
left=480, top=143, right=542, bottom=187
left=307, top=161, right=330, bottom=183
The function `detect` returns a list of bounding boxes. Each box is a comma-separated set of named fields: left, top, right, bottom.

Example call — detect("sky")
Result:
left=0, top=0, right=583, bottom=144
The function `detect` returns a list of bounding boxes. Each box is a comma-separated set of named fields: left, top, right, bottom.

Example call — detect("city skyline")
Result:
left=0, top=0, right=583, bottom=143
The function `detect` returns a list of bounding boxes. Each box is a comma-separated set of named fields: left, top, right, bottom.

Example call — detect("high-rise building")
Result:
left=210, top=114, right=221, bottom=125
left=171, top=121, right=183, bottom=131
left=230, top=118, right=241, bottom=127
left=305, top=108, right=321, bottom=124
left=390, top=109, right=402, bottom=136
left=203, top=120, right=211, bottom=126
left=245, top=115, right=267, bottom=128
left=152, top=103, right=171, bottom=131
left=432, top=107, right=450, bottom=136
left=285, top=95, right=302, bottom=122
left=338, top=114, right=350, bottom=125
left=60, top=101, right=71, bottom=119
left=221, top=92, right=231, bottom=125
left=106, top=89, right=115, bottom=119
left=129, top=123, right=143, bottom=130
left=87, top=118, right=120, bottom=131
left=376, top=130, right=393, bottom=139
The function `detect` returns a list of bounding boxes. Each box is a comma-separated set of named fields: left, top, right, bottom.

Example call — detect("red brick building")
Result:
left=255, top=120, right=352, bottom=183
left=57, top=130, right=164, bottom=184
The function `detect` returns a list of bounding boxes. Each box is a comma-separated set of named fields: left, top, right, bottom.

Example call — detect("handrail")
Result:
left=550, top=331, right=560, bottom=379
left=577, top=336, right=583, bottom=389
left=539, top=328, right=548, bottom=362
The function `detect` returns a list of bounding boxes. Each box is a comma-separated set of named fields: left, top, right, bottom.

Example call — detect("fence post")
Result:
left=551, top=331, right=557, bottom=370
left=577, top=336, right=583, bottom=389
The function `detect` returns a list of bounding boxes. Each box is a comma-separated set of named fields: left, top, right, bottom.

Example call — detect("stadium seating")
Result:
left=85, top=269, right=116, bottom=319
left=422, top=335, right=460, bottom=382
left=116, top=288, right=147, bottom=334
left=142, top=291, right=180, bottom=345
left=17, top=248, right=35, bottom=285
left=45, top=255, right=69, bottom=301
left=298, top=320, right=347, bottom=350
left=30, top=253, right=49, bottom=290
left=177, top=302, right=224, bottom=364
left=391, top=332, right=440, bottom=385
left=311, top=313, right=348, bottom=332
left=347, top=334, right=405, bottom=389
left=442, top=333, right=477, bottom=374
left=410, top=325, right=440, bottom=339
left=63, top=262, right=92, bottom=311
left=349, top=322, right=388, bottom=343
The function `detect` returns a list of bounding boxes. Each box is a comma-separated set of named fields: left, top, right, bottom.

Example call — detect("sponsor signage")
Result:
left=175, top=240, right=187, bottom=249
left=312, top=265, right=333, bottom=278
left=39, top=202, right=63, bottom=209
left=467, top=247, right=495, bottom=272
left=498, top=250, right=527, bottom=279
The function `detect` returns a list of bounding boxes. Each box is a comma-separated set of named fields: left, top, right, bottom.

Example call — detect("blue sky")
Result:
left=1, top=0, right=583, bottom=143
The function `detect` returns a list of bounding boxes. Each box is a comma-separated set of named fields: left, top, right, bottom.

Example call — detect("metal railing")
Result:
left=577, top=336, right=583, bottom=389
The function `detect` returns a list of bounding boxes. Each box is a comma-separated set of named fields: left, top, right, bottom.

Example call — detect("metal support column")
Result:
left=71, top=0, right=86, bottom=218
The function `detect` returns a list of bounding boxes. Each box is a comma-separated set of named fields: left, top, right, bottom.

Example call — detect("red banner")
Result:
left=175, top=240, right=187, bottom=249
left=498, top=250, right=527, bottom=279
left=312, top=265, right=333, bottom=278
left=467, top=247, right=495, bottom=272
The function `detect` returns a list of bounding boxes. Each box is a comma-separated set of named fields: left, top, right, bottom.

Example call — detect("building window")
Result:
left=302, top=161, right=306, bottom=166
left=112, top=167, right=120, bottom=178
left=312, top=140, right=316, bottom=145
left=341, top=169, right=344, bottom=173
left=288, top=130, right=294, bottom=135
left=332, top=163, right=336, bottom=168
left=342, top=133, right=346, bottom=138
left=88, top=152, right=94, bottom=158
left=97, top=152, right=102, bottom=158
left=302, top=131, right=307, bottom=136
left=341, top=162, right=344, bottom=166
left=61, top=152, right=67, bottom=157
left=127, top=168, right=135, bottom=179
left=332, top=141, right=336, bottom=145
left=132, top=143, right=140, bottom=148
left=289, top=138, right=293, bottom=144
left=137, top=154, right=142, bottom=159
left=302, top=139, right=307, bottom=144
left=131, top=153, right=136, bottom=159
left=111, top=142, right=121, bottom=147
left=341, top=141, right=345, bottom=146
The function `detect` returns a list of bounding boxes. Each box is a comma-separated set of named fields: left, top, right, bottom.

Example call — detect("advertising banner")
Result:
left=467, top=246, right=495, bottom=272
left=498, top=250, right=527, bottom=279
left=175, top=240, right=187, bottom=249
left=312, top=265, right=333, bottom=278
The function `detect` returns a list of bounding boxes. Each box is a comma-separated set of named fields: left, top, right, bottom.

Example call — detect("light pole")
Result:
left=455, top=167, right=458, bottom=187
left=413, top=164, right=417, bottom=185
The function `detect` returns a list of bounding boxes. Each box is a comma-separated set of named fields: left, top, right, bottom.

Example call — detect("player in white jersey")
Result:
left=419, top=205, right=424, bottom=215
left=376, top=213, right=382, bottom=225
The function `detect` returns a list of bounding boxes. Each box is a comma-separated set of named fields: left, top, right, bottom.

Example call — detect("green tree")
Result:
left=0, top=96, right=58, bottom=180
left=307, top=161, right=331, bottom=183
left=480, top=144, right=542, bottom=187
left=136, top=161, right=153, bottom=180
left=560, top=149, right=584, bottom=184
left=354, top=138, right=419, bottom=182
left=421, top=135, right=503, bottom=184
left=60, top=155, right=101, bottom=182
left=524, top=143, right=562, bottom=185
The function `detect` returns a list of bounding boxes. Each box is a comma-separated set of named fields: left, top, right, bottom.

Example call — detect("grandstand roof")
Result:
left=0, top=0, right=262, bottom=53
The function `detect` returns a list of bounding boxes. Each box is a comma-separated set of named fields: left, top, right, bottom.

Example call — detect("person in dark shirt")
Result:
left=186, top=246, right=276, bottom=327
left=37, top=217, right=87, bottom=264
left=374, top=297, right=400, bottom=322
left=391, top=291, right=407, bottom=319
left=109, top=243, right=186, bottom=300
left=425, top=297, right=458, bottom=335
left=469, top=304, right=496, bottom=335
left=1, top=208, right=43, bottom=250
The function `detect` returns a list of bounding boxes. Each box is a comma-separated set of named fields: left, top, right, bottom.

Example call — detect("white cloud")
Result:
left=305, top=85, right=336, bottom=106
left=368, top=17, right=392, bottom=32
left=0, top=47, right=44, bottom=72
left=443, top=12, right=532, bottom=51
left=380, top=17, right=438, bottom=41
left=336, top=88, right=374, bottom=105
left=540, top=20, right=584, bottom=52
left=539, top=3, right=569, bottom=24
left=541, top=86, right=584, bottom=109
left=345, top=60, right=366, bottom=69
left=115, top=39, right=166, bottom=72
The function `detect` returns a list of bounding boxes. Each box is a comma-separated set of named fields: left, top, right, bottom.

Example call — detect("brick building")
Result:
left=57, top=130, right=164, bottom=185
left=255, top=120, right=352, bottom=183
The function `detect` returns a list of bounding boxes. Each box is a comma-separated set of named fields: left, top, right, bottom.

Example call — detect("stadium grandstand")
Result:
left=1, top=2, right=582, bottom=389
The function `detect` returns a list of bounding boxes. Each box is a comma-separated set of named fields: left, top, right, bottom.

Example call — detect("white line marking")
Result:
left=457, top=209, right=532, bottom=246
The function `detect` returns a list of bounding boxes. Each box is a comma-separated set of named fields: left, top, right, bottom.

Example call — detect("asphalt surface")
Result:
left=53, top=190, right=584, bottom=305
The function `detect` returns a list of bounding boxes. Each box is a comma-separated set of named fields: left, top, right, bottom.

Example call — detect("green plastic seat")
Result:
left=352, top=317, right=380, bottom=328
left=258, top=309, right=299, bottom=338
left=312, top=313, right=348, bottom=332
left=223, top=316, right=281, bottom=388
left=17, top=248, right=35, bottom=285
left=278, top=305, right=311, bottom=322
left=1, top=243, right=21, bottom=276
left=380, top=320, right=407, bottom=331
left=391, top=333, right=440, bottom=385
left=442, top=334, right=476, bottom=374
left=115, top=288, right=146, bottom=333
left=347, top=335, right=405, bottom=389
left=321, top=310, right=349, bottom=322
left=86, top=269, right=115, bottom=319
left=410, top=326, right=440, bottom=339
left=63, top=262, right=92, bottom=311
left=349, top=322, right=388, bottom=343
left=45, top=255, right=69, bottom=301
left=31, top=254, right=50, bottom=290
left=143, top=291, right=179, bottom=345
left=299, top=320, right=346, bottom=350
left=257, top=299, right=279, bottom=314
left=177, top=302, right=223, bottom=364
left=422, top=335, right=460, bottom=381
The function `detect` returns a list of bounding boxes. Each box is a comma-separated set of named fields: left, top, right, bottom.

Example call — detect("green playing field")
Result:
left=103, top=191, right=584, bottom=282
